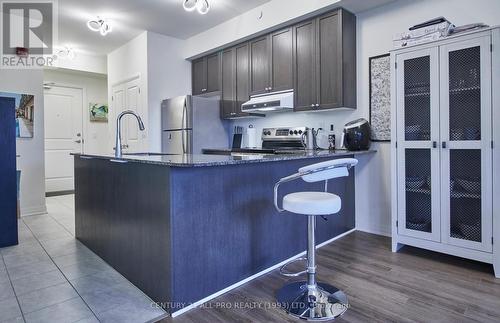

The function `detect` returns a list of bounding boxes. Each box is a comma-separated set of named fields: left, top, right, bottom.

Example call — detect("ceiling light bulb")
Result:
left=183, top=0, right=197, bottom=12
left=196, top=0, right=210, bottom=14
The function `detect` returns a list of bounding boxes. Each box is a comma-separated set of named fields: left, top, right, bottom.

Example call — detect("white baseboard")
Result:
left=356, top=226, right=391, bottom=237
left=21, top=205, right=47, bottom=217
left=171, top=228, right=356, bottom=318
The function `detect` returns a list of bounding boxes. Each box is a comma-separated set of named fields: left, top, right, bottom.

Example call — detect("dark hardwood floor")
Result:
left=159, top=231, right=499, bottom=322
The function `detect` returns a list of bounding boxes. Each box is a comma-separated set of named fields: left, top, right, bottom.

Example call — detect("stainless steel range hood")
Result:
left=241, top=90, right=294, bottom=113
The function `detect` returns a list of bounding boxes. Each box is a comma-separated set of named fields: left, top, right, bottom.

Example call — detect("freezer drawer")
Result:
left=162, top=130, right=192, bottom=154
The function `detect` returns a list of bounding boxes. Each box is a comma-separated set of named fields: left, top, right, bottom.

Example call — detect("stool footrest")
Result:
left=279, top=257, right=308, bottom=277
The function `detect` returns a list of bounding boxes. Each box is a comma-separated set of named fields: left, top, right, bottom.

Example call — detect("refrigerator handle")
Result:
left=182, top=130, right=186, bottom=154
left=182, top=97, right=187, bottom=129
left=182, top=98, right=187, bottom=154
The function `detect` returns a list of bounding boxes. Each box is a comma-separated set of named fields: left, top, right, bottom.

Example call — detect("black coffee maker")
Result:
left=341, top=118, right=371, bottom=151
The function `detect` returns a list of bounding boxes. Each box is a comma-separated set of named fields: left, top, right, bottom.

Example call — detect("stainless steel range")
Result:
left=261, top=127, right=307, bottom=152
left=203, top=127, right=308, bottom=155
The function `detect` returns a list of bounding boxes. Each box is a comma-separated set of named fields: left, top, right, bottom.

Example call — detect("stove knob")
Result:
left=294, top=130, right=298, bottom=135
left=289, top=130, right=293, bottom=135
left=298, top=130, right=303, bottom=134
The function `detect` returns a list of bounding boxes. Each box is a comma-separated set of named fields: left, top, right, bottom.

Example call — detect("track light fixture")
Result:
left=183, top=0, right=210, bottom=15
left=87, top=17, right=112, bottom=36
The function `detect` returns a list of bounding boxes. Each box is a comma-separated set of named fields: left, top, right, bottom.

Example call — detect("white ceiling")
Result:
left=57, top=0, right=397, bottom=56
left=57, top=0, right=272, bottom=55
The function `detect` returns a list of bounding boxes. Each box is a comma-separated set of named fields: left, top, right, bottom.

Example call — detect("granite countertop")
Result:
left=72, top=149, right=376, bottom=168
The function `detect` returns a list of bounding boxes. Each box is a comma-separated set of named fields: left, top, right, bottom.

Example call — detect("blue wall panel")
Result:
left=0, top=97, right=18, bottom=247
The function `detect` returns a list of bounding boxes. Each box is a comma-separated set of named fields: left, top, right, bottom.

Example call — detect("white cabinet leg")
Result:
left=392, top=241, right=404, bottom=253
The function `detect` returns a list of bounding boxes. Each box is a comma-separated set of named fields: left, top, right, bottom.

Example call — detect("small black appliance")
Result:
left=341, top=118, right=371, bottom=151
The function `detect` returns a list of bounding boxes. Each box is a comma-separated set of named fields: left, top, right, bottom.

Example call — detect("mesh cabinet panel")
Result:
left=449, top=47, right=481, bottom=141
left=405, top=149, right=432, bottom=233
left=404, top=56, right=431, bottom=141
left=449, top=149, right=482, bottom=242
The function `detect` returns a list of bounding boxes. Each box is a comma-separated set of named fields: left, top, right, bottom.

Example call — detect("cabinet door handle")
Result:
left=433, top=141, right=437, bottom=148
left=442, top=141, right=447, bottom=149
left=74, top=140, right=82, bottom=144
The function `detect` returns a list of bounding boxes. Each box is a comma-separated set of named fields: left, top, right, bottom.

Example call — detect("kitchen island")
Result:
left=73, top=150, right=374, bottom=316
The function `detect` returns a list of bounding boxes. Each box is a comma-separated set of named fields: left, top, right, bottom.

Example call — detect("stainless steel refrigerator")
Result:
left=161, top=95, right=229, bottom=154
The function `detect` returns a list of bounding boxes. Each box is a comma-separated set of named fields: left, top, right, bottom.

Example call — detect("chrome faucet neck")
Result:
left=115, top=110, right=145, bottom=158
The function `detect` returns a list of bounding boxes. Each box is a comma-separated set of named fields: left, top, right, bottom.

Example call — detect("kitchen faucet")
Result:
left=115, top=110, right=145, bottom=158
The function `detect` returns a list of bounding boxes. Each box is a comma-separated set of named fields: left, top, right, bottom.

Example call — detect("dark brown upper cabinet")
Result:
left=270, top=27, right=294, bottom=93
left=220, top=48, right=236, bottom=118
left=192, top=52, right=220, bottom=95
left=249, top=36, right=271, bottom=96
left=249, top=28, right=294, bottom=96
left=294, top=9, right=356, bottom=111
left=221, top=43, right=257, bottom=119
left=293, top=19, right=317, bottom=110
left=235, top=43, right=251, bottom=113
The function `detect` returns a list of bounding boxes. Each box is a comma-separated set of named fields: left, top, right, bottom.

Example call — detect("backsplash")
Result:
left=230, top=109, right=365, bottom=148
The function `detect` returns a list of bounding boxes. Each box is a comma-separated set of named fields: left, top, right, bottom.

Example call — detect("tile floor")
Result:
left=0, top=195, right=167, bottom=323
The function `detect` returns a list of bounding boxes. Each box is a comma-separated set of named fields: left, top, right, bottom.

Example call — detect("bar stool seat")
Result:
left=283, top=192, right=341, bottom=215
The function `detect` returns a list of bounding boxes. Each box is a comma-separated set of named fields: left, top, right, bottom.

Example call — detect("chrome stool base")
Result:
left=276, top=281, right=348, bottom=321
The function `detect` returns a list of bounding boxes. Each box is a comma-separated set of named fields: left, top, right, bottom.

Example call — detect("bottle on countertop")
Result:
left=328, top=124, right=336, bottom=150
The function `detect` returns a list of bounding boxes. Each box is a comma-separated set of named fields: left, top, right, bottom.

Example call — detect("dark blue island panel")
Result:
left=0, top=97, right=18, bottom=248
left=74, top=154, right=355, bottom=315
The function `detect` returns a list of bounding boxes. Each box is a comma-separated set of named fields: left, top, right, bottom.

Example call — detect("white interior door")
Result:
left=439, top=36, right=493, bottom=252
left=112, top=85, right=126, bottom=151
left=44, top=86, right=83, bottom=193
left=111, top=77, right=142, bottom=152
left=124, top=79, right=142, bottom=152
left=396, top=47, right=441, bottom=242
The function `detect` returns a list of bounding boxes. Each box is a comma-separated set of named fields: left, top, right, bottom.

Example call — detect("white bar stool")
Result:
left=274, top=158, right=358, bottom=321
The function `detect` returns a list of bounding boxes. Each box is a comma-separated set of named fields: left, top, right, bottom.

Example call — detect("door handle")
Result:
left=75, top=140, right=82, bottom=144
left=433, top=141, right=437, bottom=148
left=442, top=141, right=447, bottom=149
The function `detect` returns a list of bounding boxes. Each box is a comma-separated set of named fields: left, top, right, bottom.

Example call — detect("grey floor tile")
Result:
left=7, top=260, right=58, bottom=281
left=0, top=282, right=16, bottom=301
left=17, top=233, right=37, bottom=245
left=0, top=297, right=23, bottom=321
left=80, top=277, right=156, bottom=314
left=3, top=252, right=51, bottom=269
left=40, top=239, right=87, bottom=258
left=69, top=268, right=131, bottom=296
left=96, top=298, right=166, bottom=323
left=0, top=270, right=10, bottom=284
left=59, top=259, right=111, bottom=280
left=11, top=270, right=66, bottom=296
left=80, top=286, right=135, bottom=314
left=23, top=298, right=93, bottom=323
left=0, top=316, right=25, bottom=323
left=52, top=250, right=102, bottom=268
left=35, top=230, right=73, bottom=243
left=17, top=282, right=79, bottom=314
left=73, top=316, right=99, bottom=323
left=69, top=274, right=118, bottom=295
left=0, top=242, right=44, bottom=258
